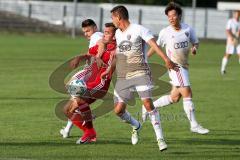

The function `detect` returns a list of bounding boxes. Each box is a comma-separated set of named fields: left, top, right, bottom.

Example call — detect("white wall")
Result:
left=0, top=0, right=231, bottom=39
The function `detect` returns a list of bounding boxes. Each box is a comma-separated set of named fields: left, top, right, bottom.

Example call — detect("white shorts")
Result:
left=226, top=44, right=240, bottom=54
left=169, top=66, right=190, bottom=87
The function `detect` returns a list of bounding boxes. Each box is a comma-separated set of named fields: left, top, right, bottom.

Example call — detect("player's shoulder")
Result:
left=160, top=26, right=169, bottom=33
left=91, top=32, right=103, bottom=39
left=181, top=23, right=192, bottom=30
left=131, top=23, right=141, bottom=28
left=227, top=18, right=236, bottom=25
left=159, top=26, right=171, bottom=37
left=130, top=23, right=148, bottom=31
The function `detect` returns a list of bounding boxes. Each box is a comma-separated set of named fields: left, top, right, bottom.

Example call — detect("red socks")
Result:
left=70, top=103, right=94, bottom=131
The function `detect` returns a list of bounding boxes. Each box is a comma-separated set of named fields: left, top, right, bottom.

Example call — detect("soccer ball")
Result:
left=67, top=79, right=87, bottom=97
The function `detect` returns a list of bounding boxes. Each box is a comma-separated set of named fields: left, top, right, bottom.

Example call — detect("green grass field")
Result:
left=0, top=33, right=239, bottom=160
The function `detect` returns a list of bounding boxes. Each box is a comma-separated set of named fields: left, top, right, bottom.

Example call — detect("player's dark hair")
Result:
left=105, top=22, right=117, bottom=32
left=165, top=2, right=182, bottom=17
left=110, top=5, right=129, bottom=20
left=81, top=19, right=97, bottom=28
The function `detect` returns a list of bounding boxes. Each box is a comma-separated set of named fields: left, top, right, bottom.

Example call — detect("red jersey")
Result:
left=88, top=41, right=116, bottom=80
left=88, top=41, right=116, bottom=66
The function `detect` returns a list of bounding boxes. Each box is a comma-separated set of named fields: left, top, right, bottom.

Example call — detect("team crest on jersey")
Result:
left=127, top=34, right=131, bottom=40
left=185, top=32, right=189, bottom=37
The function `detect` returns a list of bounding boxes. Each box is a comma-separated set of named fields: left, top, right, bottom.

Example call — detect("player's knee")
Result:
left=224, top=54, right=231, bottom=58
left=171, top=96, right=181, bottom=103
left=63, top=107, right=68, bottom=116
left=114, top=108, right=123, bottom=116
left=114, top=105, right=125, bottom=116
left=63, top=105, right=72, bottom=118
left=143, top=103, right=154, bottom=112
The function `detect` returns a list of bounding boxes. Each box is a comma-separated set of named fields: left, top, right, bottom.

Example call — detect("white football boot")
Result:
left=157, top=139, right=168, bottom=151
left=191, top=125, right=209, bottom=134
left=131, top=123, right=142, bottom=145
left=60, top=128, right=70, bottom=138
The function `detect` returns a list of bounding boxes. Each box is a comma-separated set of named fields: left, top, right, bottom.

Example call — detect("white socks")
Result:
left=148, top=108, right=164, bottom=140
left=64, top=119, right=73, bottom=133
left=221, top=57, right=228, bottom=72
left=120, top=111, right=140, bottom=129
left=183, top=98, right=198, bottom=128
left=153, top=95, right=173, bottom=108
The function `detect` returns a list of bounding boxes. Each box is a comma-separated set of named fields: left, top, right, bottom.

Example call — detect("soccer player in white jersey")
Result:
left=106, top=5, right=178, bottom=151
left=142, top=2, right=209, bottom=134
left=221, top=10, right=240, bottom=75
left=60, top=19, right=103, bottom=139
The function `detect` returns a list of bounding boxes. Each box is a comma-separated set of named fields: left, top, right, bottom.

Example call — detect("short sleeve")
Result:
left=226, top=19, right=232, bottom=30
left=156, top=29, right=166, bottom=47
left=89, top=32, right=103, bottom=48
left=139, top=25, right=154, bottom=42
left=189, top=27, right=199, bottom=44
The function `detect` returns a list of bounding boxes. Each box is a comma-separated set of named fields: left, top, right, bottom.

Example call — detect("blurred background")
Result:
left=0, top=0, right=239, bottom=39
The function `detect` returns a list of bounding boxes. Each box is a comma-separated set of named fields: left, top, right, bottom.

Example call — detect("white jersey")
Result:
left=157, top=23, right=198, bottom=68
left=115, top=23, right=154, bottom=79
left=89, top=32, right=103, bottom=48
left=226, top=18, right=240, bottom=46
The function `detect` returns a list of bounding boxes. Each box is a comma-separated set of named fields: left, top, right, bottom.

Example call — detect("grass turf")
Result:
left=0, top=33, right=239, bottom=160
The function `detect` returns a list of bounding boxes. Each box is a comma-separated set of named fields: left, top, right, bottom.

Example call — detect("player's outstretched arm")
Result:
left=147, top=47, right=155, bottom=57
left=147, top=38, right=179, bottom=71
left=69, top=54, right=90, bottom=69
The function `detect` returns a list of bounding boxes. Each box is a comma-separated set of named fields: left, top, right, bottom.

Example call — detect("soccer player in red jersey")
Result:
left=62, top=23, right=116, bottom=144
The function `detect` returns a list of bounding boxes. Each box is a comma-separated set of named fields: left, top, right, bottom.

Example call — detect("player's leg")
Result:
left=60, top=67, right=93, bottom=138
left=178, top=87, right=209, bottom=134
left=142, top=93, right=174, bottom=121
left=74, top=100, right=97, bottom=144
left=114, top=83, right=141, bottom=145
left=60, top=99, right=76, bottom=138
left=154, top=86, right=181, bottom=108
left=60, top=98, right=92, bottom=139
left=237, top=45, right=240, bottom=64
left=141, top=69, right=182, bottom=121
left=175, top=66, right=208, bottom=134
left=221, top=53, right=231, bottom=75
left=221, top=44, right=234, bottom=74
left=114, top=102, right=141, bottom=145
left=142, top=98, right=167, bottom=151
left=136, top=75, right=167, bottom=151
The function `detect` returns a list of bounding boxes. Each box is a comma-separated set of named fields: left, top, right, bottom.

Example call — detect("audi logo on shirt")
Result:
left=174, top=41, right=189, bottom=49
left=118, top=40, right=133, bottom=52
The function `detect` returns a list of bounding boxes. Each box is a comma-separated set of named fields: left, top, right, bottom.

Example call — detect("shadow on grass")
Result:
left=168, top=137, right=240, bottom=146
left=0, top=139, right=131, bottom=147
left=0, top=97, right=65, bottom=100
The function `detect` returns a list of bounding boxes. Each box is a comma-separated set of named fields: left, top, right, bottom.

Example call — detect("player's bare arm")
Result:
left=69, top=54, right=91, bottom=69
left=147, top=38, right=179, bottom=71
left=147, top=46, right=155, bottom=57
left=95, top=39, right=106, bottom=68
left=226, top=29, right=236, bottom=41
left=101, top=54, right=116, bottom=79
